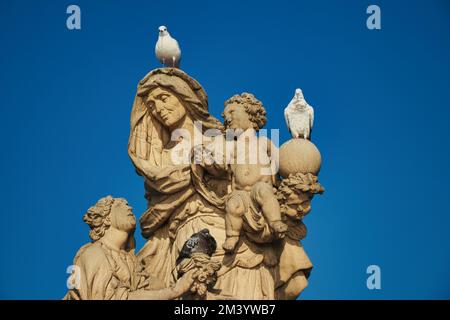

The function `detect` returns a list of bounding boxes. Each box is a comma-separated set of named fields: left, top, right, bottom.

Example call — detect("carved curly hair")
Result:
left=223, top=93, right=267, bottom=130
left=276, top=172, right=324, bottom=202
left=83, top=196, right=115, bottom=241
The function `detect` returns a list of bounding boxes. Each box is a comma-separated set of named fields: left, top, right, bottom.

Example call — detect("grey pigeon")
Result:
left=176, top=229, right=217, bottom=265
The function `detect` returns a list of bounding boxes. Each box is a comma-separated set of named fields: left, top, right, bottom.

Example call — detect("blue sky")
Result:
left=0, top=0, right=449, bottom=299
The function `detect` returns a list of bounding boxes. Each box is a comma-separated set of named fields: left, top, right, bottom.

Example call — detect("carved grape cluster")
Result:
left=178, top=252, right=221, bottom=299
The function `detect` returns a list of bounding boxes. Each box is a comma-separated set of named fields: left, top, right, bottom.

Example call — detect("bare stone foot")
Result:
left=270, top=221, right=288, bottom=238
left=222, top=236, right=239, bottom=254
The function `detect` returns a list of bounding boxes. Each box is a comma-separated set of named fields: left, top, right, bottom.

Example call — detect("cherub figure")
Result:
left=275, top=172, right=324, bottom=299
left=201, top=93, right=288, bottom=253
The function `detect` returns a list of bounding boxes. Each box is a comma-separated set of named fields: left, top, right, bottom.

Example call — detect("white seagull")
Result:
left=155, top=26, right=181, bottom=68
left=284, top=88, right=314, bottom=140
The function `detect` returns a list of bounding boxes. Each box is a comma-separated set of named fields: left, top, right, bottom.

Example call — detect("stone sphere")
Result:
left=278, top=139, right=322, bottom=178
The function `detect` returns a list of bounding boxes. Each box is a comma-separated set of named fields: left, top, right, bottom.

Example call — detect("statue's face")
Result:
left=147, top=87, right=186, bottom=129
left=223, top=104, right=254, bottom=131
left=284, top=192, right=312, bottom=218
left=110, top=199, right=136, bottom=233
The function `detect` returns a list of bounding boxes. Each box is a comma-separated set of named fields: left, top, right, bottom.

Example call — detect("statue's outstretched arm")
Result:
left=128, top=271, right=194, bottom=300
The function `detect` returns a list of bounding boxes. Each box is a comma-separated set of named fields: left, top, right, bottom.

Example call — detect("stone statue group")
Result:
left=65, top=65, right=324, bottom=300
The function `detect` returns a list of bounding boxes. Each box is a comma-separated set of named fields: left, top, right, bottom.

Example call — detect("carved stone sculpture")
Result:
left=66, top=65, right=324, bottom=300
left=64, top=196, right=198, bottom=300
left=125, top=68, right=325, bottom=299
left=202, top=93, right=288, bottom=254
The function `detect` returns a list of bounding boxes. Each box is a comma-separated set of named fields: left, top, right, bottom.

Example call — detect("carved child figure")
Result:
left=207, top=93, right=288, bottom=253
left=275, top=172, right=324, bottom=299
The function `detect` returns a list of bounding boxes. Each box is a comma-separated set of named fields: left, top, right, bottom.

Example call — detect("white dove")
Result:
left=284, top=88, right=314, bottom=140
left=155, top=26, right=181, bottom=68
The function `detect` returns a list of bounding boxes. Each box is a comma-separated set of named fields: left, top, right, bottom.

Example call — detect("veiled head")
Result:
left=128, top=68, right=224, bottom=167
left=135, top=68, right=223, bottom=132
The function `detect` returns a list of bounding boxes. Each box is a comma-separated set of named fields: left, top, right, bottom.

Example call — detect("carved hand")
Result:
left=173, top=269, right=196, bottom=297
left=193, top=144, right=227, bottom=177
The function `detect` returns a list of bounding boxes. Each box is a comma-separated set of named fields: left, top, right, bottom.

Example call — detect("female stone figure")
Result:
left=128, top=68, right=226, bottom=289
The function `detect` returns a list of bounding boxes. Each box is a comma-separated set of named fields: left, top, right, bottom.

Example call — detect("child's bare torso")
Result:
left=229, top=135, right=274, bottom=191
